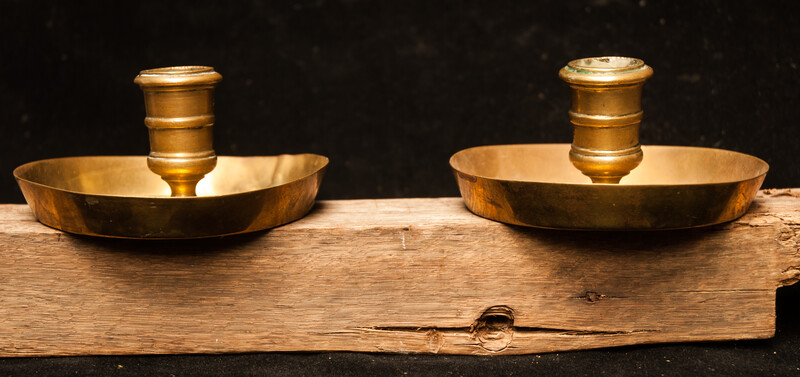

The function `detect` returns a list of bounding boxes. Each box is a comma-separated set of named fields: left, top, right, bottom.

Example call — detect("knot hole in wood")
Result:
left=471, top=306, right=514, bottom=352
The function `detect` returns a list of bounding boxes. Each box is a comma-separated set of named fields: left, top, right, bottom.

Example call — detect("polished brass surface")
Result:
left=559, top=57, right=653, bottom=183
left=134, top=66, right=222, bottom=197
left=15, top=65, right=329, bottom=238
left=450, top=144, right=768, bottom=230
left=14, top=155, right=328, bottom=238
left=451, top=55, right=767, bottom=229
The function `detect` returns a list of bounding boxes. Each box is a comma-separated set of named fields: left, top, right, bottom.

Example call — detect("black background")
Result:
left=1, top=0, right=799, bottom=375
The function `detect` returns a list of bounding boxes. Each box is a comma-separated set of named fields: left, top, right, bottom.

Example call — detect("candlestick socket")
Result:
left=134, top=66, right=222, bottom=196
left=559, top=57, right=653, bottom=184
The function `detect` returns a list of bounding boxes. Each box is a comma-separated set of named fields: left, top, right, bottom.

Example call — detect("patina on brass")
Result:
left=559, top=57, right=653, bottom=184
left=450, top=56, right=768, bottom=230
left=14, top=65, right=329, bottom=239
left=134, top=66, right=222, bottom=197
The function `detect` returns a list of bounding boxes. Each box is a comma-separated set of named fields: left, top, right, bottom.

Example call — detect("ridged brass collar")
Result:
left=133, top=66, right=222, bottom=88
left=559, top=56, right=653, bottom=86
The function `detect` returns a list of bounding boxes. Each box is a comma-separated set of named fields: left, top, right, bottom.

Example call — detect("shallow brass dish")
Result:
left=15, top=154, right=328, bottom=239
left=450, top=144, right=768, bottom=230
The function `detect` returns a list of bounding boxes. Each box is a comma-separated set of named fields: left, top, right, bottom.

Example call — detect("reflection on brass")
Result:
left=134, top=66, right=222, bottom=197
left=15, top=155, right=328, bottom=238
left=15, top=65, right=329, bottom=239
left=451, top=144, right=767, bottom=230
left=559, top=57, right=653, bottom=184
left=450, top=57, right=768, bottom=230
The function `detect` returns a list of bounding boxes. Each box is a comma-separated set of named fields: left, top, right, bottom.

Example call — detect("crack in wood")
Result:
left=359, top=326, right=658, bottom=336
left=667, top=289, right=770, bottom=293
left=356, top=305, right=658, bottom=353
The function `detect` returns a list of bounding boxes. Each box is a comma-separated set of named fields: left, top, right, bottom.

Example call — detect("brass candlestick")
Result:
left=450, top=56, right=768, bottom=230
left=134, top=66, right=222, bottom=197
left=14, top=66, right=328, bottom=239
left=559, top=57, right=653, bottom=184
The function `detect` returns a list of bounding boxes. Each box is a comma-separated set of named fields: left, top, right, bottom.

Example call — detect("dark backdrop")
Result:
left=1, top=0, right=799, bottom=376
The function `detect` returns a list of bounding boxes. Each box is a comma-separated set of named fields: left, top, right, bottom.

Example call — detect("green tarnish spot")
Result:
left=565, top=66, right=647, bottom=75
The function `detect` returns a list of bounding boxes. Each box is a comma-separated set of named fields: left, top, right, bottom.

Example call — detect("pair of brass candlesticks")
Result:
left=14, top=57, right=768, bottom=238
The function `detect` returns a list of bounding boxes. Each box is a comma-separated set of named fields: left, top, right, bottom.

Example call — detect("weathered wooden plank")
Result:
left=0, top=189, right=798, bottom=356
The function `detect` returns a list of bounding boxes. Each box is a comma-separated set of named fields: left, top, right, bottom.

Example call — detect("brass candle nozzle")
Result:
left=558, top=57, right=653, bottom=184
left=134, top=66, right=222, bottom=196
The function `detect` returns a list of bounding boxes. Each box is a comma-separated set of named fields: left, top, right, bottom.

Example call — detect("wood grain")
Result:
left=0, top=189, right=798, bottom=356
